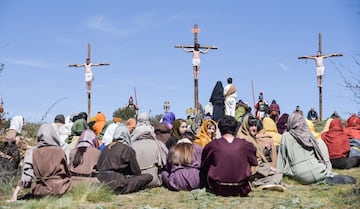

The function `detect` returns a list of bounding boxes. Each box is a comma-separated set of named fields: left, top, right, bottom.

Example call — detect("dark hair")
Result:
left=181, top=131, right=195, bottom=142
left=227, top=77, right=232, bottom=84
left=248, top=116, right=257, bottom=127
left=218, top=115, right=237, bottom=135
left=72, top=147, right=87, bottom=168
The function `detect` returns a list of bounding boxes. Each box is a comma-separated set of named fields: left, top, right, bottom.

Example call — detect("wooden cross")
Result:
left=69, top=43, right=110, bottom=121
left=175, top=24, right=217, bottom=115
left=298, top=33, right=343, bottom=120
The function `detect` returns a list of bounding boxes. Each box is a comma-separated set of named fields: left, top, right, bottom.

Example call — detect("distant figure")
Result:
left=209, top=81, right=225, bottom=122
left=307, top=107, right=319, bottom=121
left=223, top=77, right=237, bottom=117
left=331, top=111, right=341, bottom=119
left=293, top=105, right=303, bottom=116
left=298, top=51, right=342, bottom=87
left=69, top=58, right=109, bottom=93
left=181, top=43, right=211, bottom=80
left=255, top=92, right=269, bottom=120
left=269, top=100, right=280, bottom=123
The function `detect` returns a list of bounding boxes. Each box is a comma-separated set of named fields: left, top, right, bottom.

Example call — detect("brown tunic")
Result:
left=97, top=142, right=152, bottom=194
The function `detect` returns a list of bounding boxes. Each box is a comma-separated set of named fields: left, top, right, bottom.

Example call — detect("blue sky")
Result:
left=0, top=0, right=359, bottom=123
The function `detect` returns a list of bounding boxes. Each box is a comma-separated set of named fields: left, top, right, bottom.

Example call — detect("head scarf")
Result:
left=112, top=124, right=132, bottom=146
left=277, top=113, right=289, bottom=134
left=9, top=115, right=24, bottom=134
left=131, top=123, right=156, bottom=142
left=236, top=114, right=267, bottom=162
left=344, top=114, right=360, bottom=140
left=126, top=118, right=136, bottom=131
left=77, top=129, right=98, bottom=148
left=262, top=117, right=281, bottom=146
left=171, top=119, right=185, bottom=140
left=162, top=112, right=176, bottom=129
left=209, top=81, right=224, bottom=103
left=287, top=112, right=326, bottom=163
left=71, top=118, right=88, bottom=136
left=154, top=122, right=171, bottom=144
left=137, top=112, right=151, bottom=126
left=37, top=123, right=61, bottom=147
left=306, top=119, right=321, bottom=140
left=194, top=119, right=217, bottom=148
left=321, top=118, right=350, bottom=159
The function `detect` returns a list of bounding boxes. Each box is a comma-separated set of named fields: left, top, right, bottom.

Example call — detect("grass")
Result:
left=0, top=168, right=358, bottom=209
left=0, top=120, right=359, bottom=209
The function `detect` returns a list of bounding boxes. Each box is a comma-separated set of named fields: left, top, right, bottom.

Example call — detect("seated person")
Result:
left=307, top=107, right=318, bottom=121
left=96, top=124, right=152, bottom=194
left=161, top=135, right=202, bottom=191
left=200, top=115, right=258, bottom=197
left=9, top=123, right=72, bottom=202
left=277, top=113, right=356, bottom=185
left=69, top=129, right=101, bottom=187
left=321, top=118, right=360, bottom=169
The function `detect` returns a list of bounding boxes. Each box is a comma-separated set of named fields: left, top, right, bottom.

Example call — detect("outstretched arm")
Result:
left=181, top=45, right=193, bottom=53
left=69, top=64, right=85, bottom=67
left=298, top=55, right=315, bottom=59
left=200, top=46, right=211, bottom=54
left=323, top=53, right=343, bottom=59
left=91, top=63, right=110, bottom=67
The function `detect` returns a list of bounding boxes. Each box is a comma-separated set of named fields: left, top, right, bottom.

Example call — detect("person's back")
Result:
left=97, top=125, right=152, bottom=194
left=131, top=124, right=167, bottom=188
left=161, top=139, right=202, bottom=191
left=69, top=129, right=101, bottom=186
left=201, top=115, right=258, bottom=197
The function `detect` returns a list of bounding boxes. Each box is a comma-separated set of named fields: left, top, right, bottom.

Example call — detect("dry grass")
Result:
left=0, top=120, right=359, bottom=209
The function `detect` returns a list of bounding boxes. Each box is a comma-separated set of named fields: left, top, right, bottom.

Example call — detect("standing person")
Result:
left=5, top=115, right=28, bottom=160
left=269, top=100, right=280, bottom=123
left=254, top=92, right=269, bottom=120
left=277, top=113, right=356, bottom=185
left=237, top=115, right=284, bottom=191
left=209, top=81, right=225, bottom=122
left=69, top=58, right=109, bottom=93
left=161, top=137, right=203, bottom=191
left=321, top=118, right=360, bottom=169
left=200, top=115, right=258, bottom=197
left=194, top=119, right=217, bottom=148
left=96, top=125, right=153, bottom=194
left=181, top=43, right=211, bottom=80
left=223, top=77, right=237, bottom=117
left=298, top=51, right=342, bottom=87
left=8, top=123, right=72, bottom=202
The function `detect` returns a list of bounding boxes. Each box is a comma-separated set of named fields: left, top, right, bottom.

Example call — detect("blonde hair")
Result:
left=168, top=143, right=194, bottom=165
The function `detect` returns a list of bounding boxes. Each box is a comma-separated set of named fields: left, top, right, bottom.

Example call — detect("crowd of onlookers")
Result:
left=0, top=102, right=359, bottom=201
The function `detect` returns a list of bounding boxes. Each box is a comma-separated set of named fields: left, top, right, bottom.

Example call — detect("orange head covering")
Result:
left=126, top=118, right=136, bottom=132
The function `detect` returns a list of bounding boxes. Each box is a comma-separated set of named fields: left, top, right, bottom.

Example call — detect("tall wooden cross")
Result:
left=298, top=33, right=343, bottom=120
left=69, top=43, right=110, bottom=121
left=175, top=24, right=217, bottom=115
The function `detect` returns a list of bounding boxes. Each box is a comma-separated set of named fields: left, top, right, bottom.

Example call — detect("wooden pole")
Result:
left=318, top=33, right=322, bottom=121
left=194, top=78, right=198, bottom=115
left=87, top=92, right=91, bottom=122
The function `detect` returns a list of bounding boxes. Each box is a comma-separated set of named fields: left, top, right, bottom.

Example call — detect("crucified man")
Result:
left=181, top=43, right=211, bottom=80
left=69, top=58, right=109, bottom=93
left=298, top=51, right=342, bottom=87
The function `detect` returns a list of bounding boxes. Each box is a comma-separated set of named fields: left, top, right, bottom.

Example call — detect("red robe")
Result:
left=321, top=119, right=350, bottom=159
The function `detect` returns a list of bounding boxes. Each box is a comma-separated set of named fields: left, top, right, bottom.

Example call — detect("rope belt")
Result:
left=70, top=171, right=97, bottom=177
left=215, top=181, right=245, bottom=186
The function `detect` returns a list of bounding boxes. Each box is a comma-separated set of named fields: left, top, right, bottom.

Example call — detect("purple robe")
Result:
left=200, top=137, right=258, bottom=196
left=161, top=144, right=202, bottom=191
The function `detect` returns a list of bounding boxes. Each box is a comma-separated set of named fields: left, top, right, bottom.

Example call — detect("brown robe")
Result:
left=97, top=142, right=153, bottom=194
left=69, top=147, right=101, bottom=186
left=31, top=146, right=71, bottom=197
